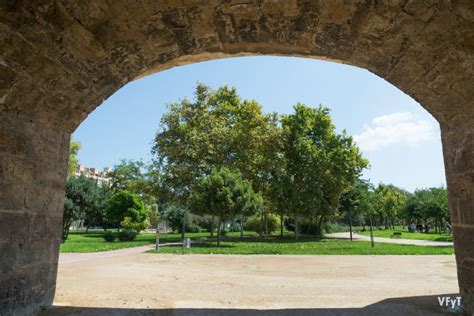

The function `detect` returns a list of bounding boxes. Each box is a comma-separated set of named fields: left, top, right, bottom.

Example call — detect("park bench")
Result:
left=391, top=232, right=402, bottom=239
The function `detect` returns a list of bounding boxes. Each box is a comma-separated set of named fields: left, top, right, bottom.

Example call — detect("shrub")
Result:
left=323, top=222, right=350, bottom=234
left=194, top=215, right=216, bottom=233
left=103, top=231, right=116, bottom=242
left=121, top=216, right=149, bottom=233
left=244, top=214, right=279, bottom=234
left=118, top=230, right=137, bottom=241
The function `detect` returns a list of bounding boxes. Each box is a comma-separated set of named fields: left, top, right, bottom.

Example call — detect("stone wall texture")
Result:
left=0, top=0, right=473, bottom=314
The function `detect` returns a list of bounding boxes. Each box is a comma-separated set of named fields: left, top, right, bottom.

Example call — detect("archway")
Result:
left=1, top=2, right=473, bottom=314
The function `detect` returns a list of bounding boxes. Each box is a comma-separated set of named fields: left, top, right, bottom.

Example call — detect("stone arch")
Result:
left=1, top=1, right=473, bottom=314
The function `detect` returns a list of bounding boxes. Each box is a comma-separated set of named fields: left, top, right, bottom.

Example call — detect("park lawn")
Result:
left=148, top=236, right=454, bottom=255
left=60, top=231, right=256, bottom=253
left=358, top=229, right=453, bottom=242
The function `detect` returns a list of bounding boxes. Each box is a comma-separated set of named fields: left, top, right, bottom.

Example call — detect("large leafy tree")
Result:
left=152, top=84, right=281, bottom=208
left=105, top=190, right=148, bottom=232
left=373, top=183, right=408, bottom=229
left=189, top=167, right=262, bottom=245
left=280, top=104, right=368, bottom=238
left=62, top=175, right=105, bottom=241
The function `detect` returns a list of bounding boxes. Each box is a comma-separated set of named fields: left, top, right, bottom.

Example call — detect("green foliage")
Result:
left=152, top=83, right=282, bottom=205
left=194, top=215, right=217, bottom=233
left=403, top=187, right=449, bottom=230
left=121, top=216, right=149, bottom=232
left=359, top=229, right=453, bottom=242
left=277, top=104, right=368, bottom=237
left=373, top=183, right=408, bottom=228
left=118, top=230, right=137, bottom=241
left=147, top=204, right=159, bottom=228
left=63, top=175, right=106, bottom=242
left=149, top=236, right=454, bottom=256
left=162, top=203, right=193, bottom=233
left=103, top=231, right=116, bottom=242
left=244, top=214, right=279, bottom=234
left=338, top=179, right=374, bottom=225
left=190, top=167, right=263, bottom=244
left=190, top=167, right=262, bottom=220
left=108, top=159, right=146, bottom=192
left=105, top=190, right=148, bottom=231
left=68, top=140, right=81, bottom=177
left=322, top=222, right=351, bottom=234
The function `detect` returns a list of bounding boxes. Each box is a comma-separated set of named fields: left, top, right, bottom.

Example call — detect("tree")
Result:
left=68, top=140, right=81, bottom=177
left=62, top=175, right=105, bottom=241
left=281, top=104, right=368, bottom=238
left=105, top=190, right=148, bottom=232
left=338, top=178, right=373, bottom=239
left=152, top=84, right=282, bottom=212
left=148, top=204, right=159, bottom=228
left=374, top=184, right=408, bottom=229
left=107, top=160, right=149, bottom=195
left=403, top=187, right=449, bottom=232
left=162, top=203, right=193, bottom=236
left=189, top=167, right=262, bottom=245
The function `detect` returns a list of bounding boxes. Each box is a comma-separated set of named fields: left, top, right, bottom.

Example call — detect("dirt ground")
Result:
left=45, top=253, right=460, bottom=315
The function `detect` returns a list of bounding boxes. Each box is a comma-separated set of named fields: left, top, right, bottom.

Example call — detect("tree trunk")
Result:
left=294, top=216, right=299, bottom=240
left=260, top=210, right=264, bottom=237
left=210, top=215, right=214, bottom=237
left=264, top=213, right=268, bottom=236
left=349, top=209, right=353, bottom=241
left=217, top=216, right=222, bottom=246
left=369, top=216, right=375, bottom=248
left=181, top=214, right=186, bottom=241
left=240, top=215, right=244, bottom=238
left=280, top=212, right=284, bottom=238
left=317, top=215, right=324, bottom=236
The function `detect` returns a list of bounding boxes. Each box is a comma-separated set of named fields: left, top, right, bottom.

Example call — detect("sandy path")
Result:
left=325, top=232, right=454, bottom=247
left=50, top=253, right=459, bottom=314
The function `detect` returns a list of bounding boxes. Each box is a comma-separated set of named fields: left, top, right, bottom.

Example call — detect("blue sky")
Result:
left=73, top=56, right=446, bottom=192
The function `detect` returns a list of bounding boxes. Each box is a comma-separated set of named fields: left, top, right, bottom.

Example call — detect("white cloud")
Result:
left=354, top=112, right=436, bottom=151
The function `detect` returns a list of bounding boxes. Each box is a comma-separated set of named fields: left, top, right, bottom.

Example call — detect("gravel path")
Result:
left=59, top=245, right=156, bottom=264
left=325, top=232, right=453, bottom=247
left=46, top=253, right=459, bottom=315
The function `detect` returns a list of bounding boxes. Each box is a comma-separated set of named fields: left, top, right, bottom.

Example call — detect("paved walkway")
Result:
left=325, top=232, right=453, bottom=247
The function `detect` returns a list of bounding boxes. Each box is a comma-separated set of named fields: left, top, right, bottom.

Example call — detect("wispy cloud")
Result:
left=354, top=112, right=436, bottom=151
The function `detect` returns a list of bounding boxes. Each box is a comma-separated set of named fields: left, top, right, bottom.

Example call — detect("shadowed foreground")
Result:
left=39, top=294, right=461, bottom=315
left=51, top=253, right=459, bottom=314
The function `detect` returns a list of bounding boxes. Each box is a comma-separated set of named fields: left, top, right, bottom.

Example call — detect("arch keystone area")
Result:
left=1, top=1, right=473, bottom=314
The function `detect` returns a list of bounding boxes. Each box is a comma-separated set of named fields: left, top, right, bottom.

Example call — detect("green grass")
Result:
left=60, top=230, right=256, bottom=253
left=147, top=236, right=454, bottom=255
left=358, top=229, right=453, bottom=242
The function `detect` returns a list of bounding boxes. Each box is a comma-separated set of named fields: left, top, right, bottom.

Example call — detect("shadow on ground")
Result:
left=38, top=294, right=463, bottom=315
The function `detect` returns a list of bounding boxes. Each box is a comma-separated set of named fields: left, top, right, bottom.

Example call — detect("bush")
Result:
left=118, top=230, right=137, bottom=241
left=162, top=204, right=194, bottom=233
left=121, top=216, right=149, bottom=233
left=290, top=219, right=350, bottom=235
left=323, top=222, right=350, bottom=234
left=194, top=215, right=216, bottom=233
left=244, top=214, right=279, bottom=234
left=103, top=231, right=116, bottom=242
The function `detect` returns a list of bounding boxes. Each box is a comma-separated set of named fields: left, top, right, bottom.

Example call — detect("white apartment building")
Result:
left=75, top=164, right=111, bottom=186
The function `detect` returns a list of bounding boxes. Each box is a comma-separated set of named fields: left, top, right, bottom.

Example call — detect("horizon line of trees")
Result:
left=62, top=84, right=451, bottom=243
